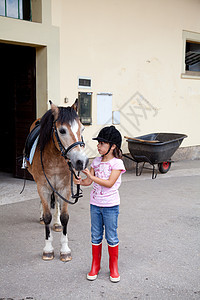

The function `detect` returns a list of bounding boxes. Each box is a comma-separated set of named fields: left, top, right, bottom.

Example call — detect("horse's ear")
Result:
left=49, top=100, right=59, bottom=120
left=71, top=98, right=79, bottom=112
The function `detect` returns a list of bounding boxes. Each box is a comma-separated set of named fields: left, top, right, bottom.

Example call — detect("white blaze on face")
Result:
left=70, top=120, right=79, bottom=142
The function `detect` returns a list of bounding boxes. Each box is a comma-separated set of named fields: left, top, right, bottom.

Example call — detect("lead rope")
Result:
left=40, top=150, right=82, bottom=204
left=68, top=161, right=83, bottom=199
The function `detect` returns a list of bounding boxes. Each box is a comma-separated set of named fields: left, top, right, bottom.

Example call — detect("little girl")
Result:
left=75, top=125, right=125, bottom=282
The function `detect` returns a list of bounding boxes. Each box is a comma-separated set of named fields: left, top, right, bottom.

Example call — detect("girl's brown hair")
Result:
left=113, top=146, right=123, bottom=159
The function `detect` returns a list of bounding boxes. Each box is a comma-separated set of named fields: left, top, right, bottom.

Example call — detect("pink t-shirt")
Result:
left=90, top=156, right=126, bottom=207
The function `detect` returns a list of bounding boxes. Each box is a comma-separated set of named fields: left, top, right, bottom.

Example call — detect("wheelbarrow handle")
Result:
left=124, top=136, right=159, bottom=143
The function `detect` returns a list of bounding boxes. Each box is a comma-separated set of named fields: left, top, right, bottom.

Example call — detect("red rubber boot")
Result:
left=87, top=243, right=102, bottom=280
left=108, top=244, right=120, bottom=282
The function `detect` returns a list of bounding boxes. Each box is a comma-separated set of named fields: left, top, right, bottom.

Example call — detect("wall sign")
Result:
left=97, top=93, right=112, bottom=125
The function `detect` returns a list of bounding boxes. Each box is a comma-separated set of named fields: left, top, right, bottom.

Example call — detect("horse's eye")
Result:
left=59, top=128, right=66, bottom=135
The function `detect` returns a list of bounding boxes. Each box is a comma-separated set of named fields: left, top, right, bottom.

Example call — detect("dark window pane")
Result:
left=23, top=0, right=31, bottom=20
left=79, top=78, right=91, bottom=87
left=185, top=41, right=200, bottom=72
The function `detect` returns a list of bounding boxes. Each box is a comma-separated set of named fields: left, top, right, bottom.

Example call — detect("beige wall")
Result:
left=52, top=0, right=200, bottom=157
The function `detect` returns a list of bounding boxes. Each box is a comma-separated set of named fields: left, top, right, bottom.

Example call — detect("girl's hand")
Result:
left=76, top=167, right=94, bottom=186
left=73, top=175, right=82, bottom=185
left=82, top=168, right=93, bottom=180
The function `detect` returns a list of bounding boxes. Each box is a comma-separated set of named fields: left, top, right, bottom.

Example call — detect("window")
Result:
left=78, top=92, right=92, bottom=125
left=0, top=0, right=31, bottom=21
left=182, top=31, right=200, bottom=79
left=185, top=41, right=200, bottom=73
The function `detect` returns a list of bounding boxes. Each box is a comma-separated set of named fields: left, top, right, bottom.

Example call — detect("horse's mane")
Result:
left=38, top=106, right=78, bottom=151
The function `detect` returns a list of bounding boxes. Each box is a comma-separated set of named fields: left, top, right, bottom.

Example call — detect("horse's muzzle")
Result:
left=75, top=158, right=89, bottom=171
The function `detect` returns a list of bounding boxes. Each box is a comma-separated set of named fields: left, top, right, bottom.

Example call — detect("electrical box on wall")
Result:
left=78, top=92, right=92, bottom=125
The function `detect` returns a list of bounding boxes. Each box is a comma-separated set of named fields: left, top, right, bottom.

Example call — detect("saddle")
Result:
left=24, top=121, right=40, bottom=164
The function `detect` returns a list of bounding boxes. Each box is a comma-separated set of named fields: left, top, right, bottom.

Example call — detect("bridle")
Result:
left=40, top=121, right=85, bottom=205
left=53, top=123, right=85, bottom=159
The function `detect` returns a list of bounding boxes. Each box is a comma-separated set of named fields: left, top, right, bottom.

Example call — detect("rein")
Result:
left=40, top=123, right=85, bottom=205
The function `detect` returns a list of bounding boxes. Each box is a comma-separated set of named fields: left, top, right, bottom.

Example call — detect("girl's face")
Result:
left=97, top=141, right=110, bottom=156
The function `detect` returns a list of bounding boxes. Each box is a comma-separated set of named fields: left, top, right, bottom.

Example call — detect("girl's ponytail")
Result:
left=113, top=147, right=123, bottom=159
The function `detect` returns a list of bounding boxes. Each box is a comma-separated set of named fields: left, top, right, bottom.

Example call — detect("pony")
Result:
left=26, top=100, right=88, bottom=261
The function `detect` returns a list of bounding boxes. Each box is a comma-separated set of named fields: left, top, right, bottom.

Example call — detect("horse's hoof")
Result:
left=52, top=224, right=62, bottom=232
left=60, top=252, right=72, bottom=262
left=40, top=218, right=45, bottom=225
left=42, top=251, right=54, bottom=260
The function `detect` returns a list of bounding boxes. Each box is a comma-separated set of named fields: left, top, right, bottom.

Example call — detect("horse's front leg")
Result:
left=60, top=201, right=72, bottom=262
left=37, top=185, right=54, bottom=260
left=39, top=202, right=44, bottom=224
left=52, top=198, right=62, bottom=232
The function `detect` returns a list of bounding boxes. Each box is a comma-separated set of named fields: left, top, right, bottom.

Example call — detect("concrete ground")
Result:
left=0, top=160, right=200, bottom=300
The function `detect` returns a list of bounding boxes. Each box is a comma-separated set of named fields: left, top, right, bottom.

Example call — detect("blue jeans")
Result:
left=90, top=204, right=119, bottom=246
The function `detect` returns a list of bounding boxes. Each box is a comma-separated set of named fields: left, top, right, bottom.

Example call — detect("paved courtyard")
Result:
left=0, top=160, right=200, bottom=300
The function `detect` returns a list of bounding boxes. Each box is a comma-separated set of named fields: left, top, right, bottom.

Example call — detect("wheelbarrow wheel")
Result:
left=158, top=162, right=171, bottom=173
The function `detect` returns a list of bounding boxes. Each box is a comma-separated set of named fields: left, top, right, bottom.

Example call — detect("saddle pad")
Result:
left=29, top=135, right=39, bottom=164
left=25, top=123, right=40, bottom=161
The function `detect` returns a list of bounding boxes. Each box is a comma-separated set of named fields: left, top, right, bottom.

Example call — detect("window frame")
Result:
left=181, top=30, right=200, bottom=80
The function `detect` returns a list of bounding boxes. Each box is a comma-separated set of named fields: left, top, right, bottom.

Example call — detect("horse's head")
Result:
left=50, top=100, right=89, bottom=171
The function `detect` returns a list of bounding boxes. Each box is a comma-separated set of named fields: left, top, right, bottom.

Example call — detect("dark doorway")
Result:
left=0, top=43, right=36, bottom=179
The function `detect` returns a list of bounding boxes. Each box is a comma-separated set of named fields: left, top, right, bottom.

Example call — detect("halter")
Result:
left=40, top=121, right=85, bottom=205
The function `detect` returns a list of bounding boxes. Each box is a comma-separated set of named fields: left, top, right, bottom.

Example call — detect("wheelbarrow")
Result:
left=124, top=133, right=187, bottom=179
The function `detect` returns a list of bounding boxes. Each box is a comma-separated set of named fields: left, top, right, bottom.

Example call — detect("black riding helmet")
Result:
left=93, top=126, right=122, bottom=156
